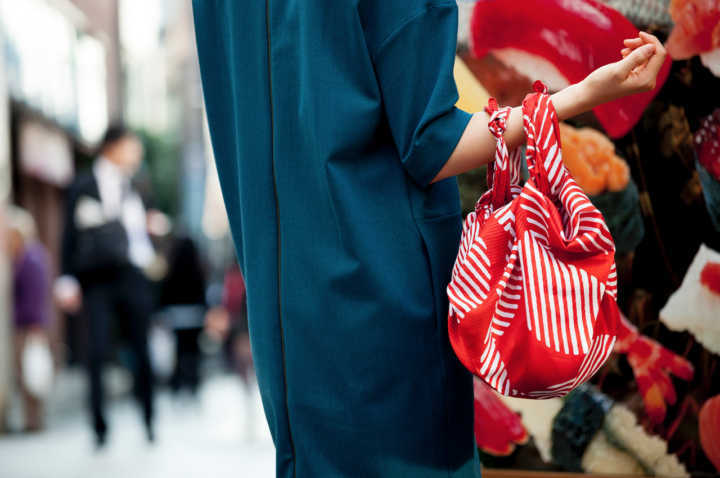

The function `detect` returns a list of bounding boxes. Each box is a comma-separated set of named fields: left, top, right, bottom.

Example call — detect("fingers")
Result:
left=624, top=33, right=654, bottom=48
left=623, top=37, right=643, bottom=48
left=621, top=36, right=646, bottom=57
left=618, top=43, right=655, bottom=77
left=639, top=31, right=667, bottom=76
left=639, top=31, right=660, bottom=44
left=621, top=33, right=661, bottom=59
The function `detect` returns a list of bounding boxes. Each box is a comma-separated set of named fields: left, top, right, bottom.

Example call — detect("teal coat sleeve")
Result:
left=371, top=2, right=472, bottom=187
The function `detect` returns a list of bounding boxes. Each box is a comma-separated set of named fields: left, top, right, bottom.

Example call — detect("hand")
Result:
left=204, top=306, right=231, bottom=342
left=584, top=32, right=667, bottom=104
left=54, top=276, right=83, bottom=314
left=437, top=32, right=667, bottom=181
left=58, top=290, right=82, bottom=314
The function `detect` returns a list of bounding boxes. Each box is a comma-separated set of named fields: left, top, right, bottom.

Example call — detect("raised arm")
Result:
left=431, top=32, right=667, bottom=183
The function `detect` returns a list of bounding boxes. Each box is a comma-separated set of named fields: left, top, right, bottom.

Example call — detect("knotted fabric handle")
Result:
left=522, top=81, right=565, bottom=198
left=484, top=98, right=514, bottom=211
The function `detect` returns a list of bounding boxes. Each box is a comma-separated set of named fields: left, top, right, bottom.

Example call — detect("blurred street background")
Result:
left=0, top=1, right=274, bottom=475
left=0, top=374, right=275, bottom=478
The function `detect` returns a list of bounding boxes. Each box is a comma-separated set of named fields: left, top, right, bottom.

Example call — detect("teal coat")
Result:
left=193, top=1, right=479, bottom=476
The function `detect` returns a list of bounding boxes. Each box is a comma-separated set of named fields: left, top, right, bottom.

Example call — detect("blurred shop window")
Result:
left=0, top=0, right=108, bottom=145
left=18, top=120, right=73, bottom=188
left=75, top=35, right=109, bottom=146
left=0, top=0, right=76, bottom=127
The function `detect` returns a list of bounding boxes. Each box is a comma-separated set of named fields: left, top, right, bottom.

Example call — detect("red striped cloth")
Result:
left=448, top=81, right=619, bottom=398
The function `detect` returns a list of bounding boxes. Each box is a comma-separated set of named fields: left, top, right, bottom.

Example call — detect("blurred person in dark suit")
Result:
left=6, top=206, right=52, bottom=432
left=57, top=124, right=155, bottom=448
left=159, top=236, right=207, bottom=395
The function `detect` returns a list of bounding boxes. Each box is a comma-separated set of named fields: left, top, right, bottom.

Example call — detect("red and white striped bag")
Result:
left=447, top=81, right=620, bottom=399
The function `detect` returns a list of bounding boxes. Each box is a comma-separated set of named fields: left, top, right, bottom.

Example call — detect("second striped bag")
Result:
left=447, top=81, right=620, bottom=399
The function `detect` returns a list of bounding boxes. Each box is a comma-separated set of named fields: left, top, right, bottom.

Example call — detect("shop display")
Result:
left=449, top=84, right=619, bottom=398
left=458, top=0, right=720, bottom=475
left=472, top=378, right=528, bottom=456
left=695, top=109, right=720, bottom=231
left=560, top=123, right=646, bottom=252
left=660, top=244, right=720, bottom=355
left=589, top=182, right=646, bottom=253
left=469, top=0, right=671, bottom=138
left=697, top=161, right=720, bottom=232
left=614, top=314, right=695, bottom=423
left=600, top=0, right=674, bottom=28
left=560, top=123, right=631, bottom=195
left=698, top=394, right=720, bottom=471
left=695, top=109, right=720, bottom=180
left=700, top=260, right=720, bottom=293
left=666, top=0, right=720, bottom=76
left=551, top=386, right=614, bottom=472
left=500, top=386, right=690, bottom=477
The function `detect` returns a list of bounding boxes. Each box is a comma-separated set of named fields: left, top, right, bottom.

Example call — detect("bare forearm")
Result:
left=431, top=31, right=666, bottom=184
left=550, top=81, right=596, bottom=123
left=431, top=82, right=595, bottom=183
left=430, top=106, right=522, bottom=181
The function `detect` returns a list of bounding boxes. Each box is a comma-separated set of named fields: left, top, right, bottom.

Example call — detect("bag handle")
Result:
left=484, top=98, right=514, bottom=210
left=522, top=81, right=565, bottom=198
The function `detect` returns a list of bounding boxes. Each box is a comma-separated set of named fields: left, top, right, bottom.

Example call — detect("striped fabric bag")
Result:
left=448, top=81, right=620, bottom=399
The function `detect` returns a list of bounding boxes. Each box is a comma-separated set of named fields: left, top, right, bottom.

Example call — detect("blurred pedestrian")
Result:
left=57, top=124, right=155, bottom=447
left=220, top=263, right=252, bottom=387
left=6, top=206, right=52, bottom=432
left=159, top=236, right=207, bottom=395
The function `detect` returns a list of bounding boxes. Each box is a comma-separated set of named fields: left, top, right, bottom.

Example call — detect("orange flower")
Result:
left=560, top=123, right=630, bottom=195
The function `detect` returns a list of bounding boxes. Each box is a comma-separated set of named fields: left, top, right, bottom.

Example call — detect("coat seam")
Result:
left=406, top=189, right=457, bottom=477
left=265, top=0, right=297, bottom=475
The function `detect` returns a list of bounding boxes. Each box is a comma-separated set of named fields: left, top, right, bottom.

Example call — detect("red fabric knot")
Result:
left=486, top=98, right=512, bottom=139
left=532, top=80, right=548, bottom=94
left=484, top=97, right=499, bottom=115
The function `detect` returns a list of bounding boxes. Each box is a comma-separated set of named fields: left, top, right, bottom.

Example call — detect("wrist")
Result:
left=551, top=81, right=596, bottom=121
left=575, top=78, right=599, bottom=110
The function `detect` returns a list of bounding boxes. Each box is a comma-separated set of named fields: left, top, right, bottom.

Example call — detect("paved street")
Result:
left=0, top=374, right=275, bottom=478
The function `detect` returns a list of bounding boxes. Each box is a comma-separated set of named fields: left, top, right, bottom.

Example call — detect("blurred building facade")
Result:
left=0, top=27, right=12, bottom=427
left=0, top=1, right=235, bottom=427
left=0, top=0, right=119, bottom=420
left=119, top=0, right=232, bottom=277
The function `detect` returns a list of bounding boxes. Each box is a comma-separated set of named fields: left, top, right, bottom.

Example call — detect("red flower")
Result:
left=614, top=315, right=694, bottom=424
left=473, top=378, right=528, bottom=456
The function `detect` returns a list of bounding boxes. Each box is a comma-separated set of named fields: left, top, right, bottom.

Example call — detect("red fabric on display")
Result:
left=448, top=82, right=619, bottom=398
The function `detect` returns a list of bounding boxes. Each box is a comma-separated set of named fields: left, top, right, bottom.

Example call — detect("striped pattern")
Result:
left=477, top=336, right=512, bottom=396
left=522, top=333, right=616, bottom=399
left=448, top=83, right=619, bottom=399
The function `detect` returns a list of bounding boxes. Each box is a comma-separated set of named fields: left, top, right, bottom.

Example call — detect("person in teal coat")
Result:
left=192, top=1, right=668, bottom=475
